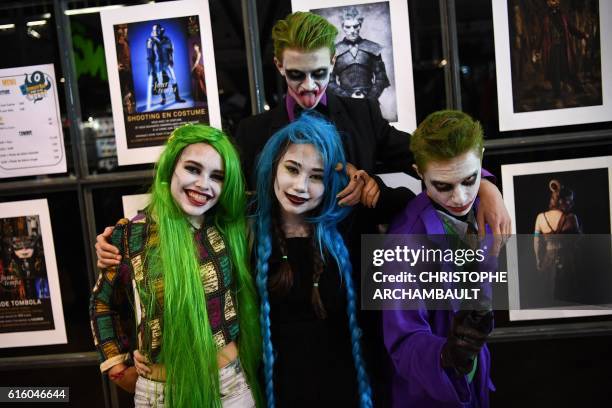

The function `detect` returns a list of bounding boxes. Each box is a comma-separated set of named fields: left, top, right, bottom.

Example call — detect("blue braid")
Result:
left=255, top=214, right=276, bottom=408
left=329, top=229, right=373, bottom=408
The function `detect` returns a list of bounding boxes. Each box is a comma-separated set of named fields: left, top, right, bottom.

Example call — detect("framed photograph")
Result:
left=502, top=156, right=612, bottom=321
left=292, top=0, right=417, bottom=132
left=0, top=199, right=66, bottom=348
left=101, top=0, right=221, bottom=165
left=0, top=64, right=67, bottom=178
left=121, top=193, right=150, bottom=219
left=492, top=0, right=612, bottom=131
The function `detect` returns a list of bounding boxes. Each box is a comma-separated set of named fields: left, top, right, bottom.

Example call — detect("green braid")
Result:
left=144, top=124, right=262, bottom=407
left=272, top=11, right=338, bottom=60
left=410, top=110, right=484, bottom=171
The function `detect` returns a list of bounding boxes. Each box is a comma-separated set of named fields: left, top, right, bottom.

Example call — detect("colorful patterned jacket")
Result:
left=89, top=213, right=239, bottom=372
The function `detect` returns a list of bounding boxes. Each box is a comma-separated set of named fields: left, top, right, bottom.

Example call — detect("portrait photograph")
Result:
left=502, top=156, right=612, bottom=321
left=0, top=199, right=66, bottom=348
left=492, top=0, right=612, bottom=131
left=101, top=0, right=221, bottom=165
left=292, top=0, right=417, bottom=132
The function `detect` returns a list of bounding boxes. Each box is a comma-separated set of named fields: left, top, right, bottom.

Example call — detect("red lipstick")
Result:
left=285, top=193, right=308, bottom=205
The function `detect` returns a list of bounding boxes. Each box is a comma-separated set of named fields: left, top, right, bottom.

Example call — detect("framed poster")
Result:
left=101, top=0, right=221, bottom=165
left=0, top=199, right=66, bottom=348
left=0, top=64, right=66, bottom=178
left=502, top=156, right=612, bottom=321
left=292, top=0, right=417, bottom=132
left=492, top=0, right=612, bottom=131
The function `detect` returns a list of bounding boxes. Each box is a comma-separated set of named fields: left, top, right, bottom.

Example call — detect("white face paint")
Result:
left=170, top=143, right=224, bottom=228
left=274, top=47, right=335, bottom=110
left=418, top=150, right=482, bottom=217
left=274, top=143, right=325, bottom=220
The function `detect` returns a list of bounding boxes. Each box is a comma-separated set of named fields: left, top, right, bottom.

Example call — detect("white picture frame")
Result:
left=292, top=0, right=417, bottom=133
left=101, top=0, right=221, bottom=165
left=502, top=156, right=612, bottom=321
left=121, top=193, right=151, bottom=219
left=492, top=0, right=612, bottom=131
left=0, top=199, right=67, bottom=348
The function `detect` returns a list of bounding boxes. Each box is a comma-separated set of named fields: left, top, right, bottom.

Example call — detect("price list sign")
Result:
left=0, top=64, right=66, bottom=178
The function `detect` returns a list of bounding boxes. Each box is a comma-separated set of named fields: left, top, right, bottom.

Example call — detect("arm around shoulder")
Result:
left=90, top=219, right=134, bottom=376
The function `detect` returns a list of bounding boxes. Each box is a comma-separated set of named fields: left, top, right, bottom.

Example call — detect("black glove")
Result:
left=441, top=310, right=493, bottom=374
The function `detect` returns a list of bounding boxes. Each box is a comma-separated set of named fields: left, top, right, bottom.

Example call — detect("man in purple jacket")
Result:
left=383, top=110, right=495, bottom=407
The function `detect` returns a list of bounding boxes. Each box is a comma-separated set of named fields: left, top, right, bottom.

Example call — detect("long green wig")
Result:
left=144, top=124, right=262, bottom=407
left=272, top=11, right=338, bottom=60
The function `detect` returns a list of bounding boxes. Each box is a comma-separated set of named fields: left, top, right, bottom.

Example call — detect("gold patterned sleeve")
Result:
left=89, top=219, right=133, bottom=373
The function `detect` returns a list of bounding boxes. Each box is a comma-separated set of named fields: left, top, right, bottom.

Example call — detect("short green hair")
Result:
left=410, top=110, right=484, bottom=171
left=272, top=11, right=337, bottom=61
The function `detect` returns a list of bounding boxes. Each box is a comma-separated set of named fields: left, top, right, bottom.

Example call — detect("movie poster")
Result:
left=0, top=64, right=66, bottom=178
left=101, top=0, right=221, bottom=165
left=0, top=199, right=66, bottom=348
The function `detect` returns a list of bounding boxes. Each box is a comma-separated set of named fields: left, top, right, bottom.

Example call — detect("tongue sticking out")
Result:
left=300, top=92, right=318, bottom=108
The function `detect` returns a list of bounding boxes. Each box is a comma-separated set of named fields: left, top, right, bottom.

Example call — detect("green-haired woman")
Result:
left=89, top=124, right=262, bottom=407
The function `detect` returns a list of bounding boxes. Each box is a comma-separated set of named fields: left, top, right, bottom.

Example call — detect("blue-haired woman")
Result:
left=253, top=112, right=372, bottom=408
left=89, top=124, right=262, bottom=407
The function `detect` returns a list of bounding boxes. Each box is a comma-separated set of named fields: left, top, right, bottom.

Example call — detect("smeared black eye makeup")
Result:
left=285, top=68, right=329, bottom=81
left=286, top=70, right=306, bottom=81
left=432, top=182, right=453, bottom=192
left=211, top=170, right=225, bottom=182
left=462, top=175, right=477, bottom=186
left=311, top=69, right=329, bottom=80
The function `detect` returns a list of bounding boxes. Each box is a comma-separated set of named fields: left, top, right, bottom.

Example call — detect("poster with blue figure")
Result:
left=128, top=18, right=194, bottom=112
left=101, top=1, right=220, bottom=165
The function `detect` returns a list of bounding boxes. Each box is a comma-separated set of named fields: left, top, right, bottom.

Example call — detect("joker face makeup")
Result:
left=170, top=143, right=224, bottom=228
left=275, top=47, right=335, bottom=110
left=274, top=143, right=325, bottom=220
left=418, top=150, right=482, bottom=217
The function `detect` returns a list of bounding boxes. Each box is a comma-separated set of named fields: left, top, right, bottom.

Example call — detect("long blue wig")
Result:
left=253, top=112, right=373, bottom=408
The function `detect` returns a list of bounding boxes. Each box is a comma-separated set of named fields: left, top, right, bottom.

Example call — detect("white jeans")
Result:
left=134, top=359, right=255, bottom=407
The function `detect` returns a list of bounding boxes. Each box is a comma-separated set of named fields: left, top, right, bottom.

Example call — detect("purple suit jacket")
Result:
left=383, top=192, right=495, bottom=408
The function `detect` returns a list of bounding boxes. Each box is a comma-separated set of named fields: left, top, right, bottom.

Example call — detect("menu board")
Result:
left=0, top=64, right=66, bottom=178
